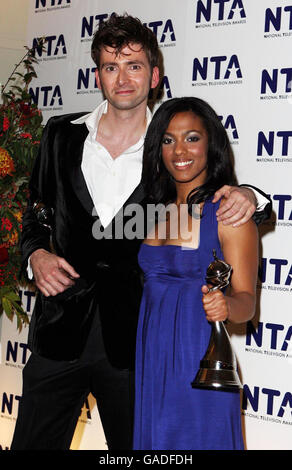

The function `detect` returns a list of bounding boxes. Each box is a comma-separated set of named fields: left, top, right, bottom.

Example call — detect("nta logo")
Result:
left=219, top=114, right=239, bottom=140
left=264, top=6, right=292, bottom=32
left=196, top=0, right=246, bottom=23
left=29, top=85, right=63, bottom=108
left=259, top=257, right=292, bottom=286
left=81, top=14, right=109, bottom=39
left=192, top=55, right=242, bottom=81
left=143, top=20, right=176, bottom=44
left=18, top=289, right=35, bottom=313
left=272, top=195, right=292, bottom=221
left=35, top=0, right=70, bottom=8
left=257, top=131, right=292, bottom=156
left=1, top=393, right=21, bottom=416
left=246, top=321, right=292, bottom=351
left=242, top=385, right=292, bottom=418
left=6, top=341, right=30, bottom=365
left=32, top=35, right=67, bottom=57
left=77, top=68, right=98, bottom=91
left=261, top=68, right=292, bottom=94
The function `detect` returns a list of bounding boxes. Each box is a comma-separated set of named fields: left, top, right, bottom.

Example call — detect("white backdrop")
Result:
left=1, top=0, right=292, bottom=451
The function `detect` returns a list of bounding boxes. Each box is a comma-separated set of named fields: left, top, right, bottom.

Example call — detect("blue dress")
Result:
left=133, top=200, right=244, bottom=450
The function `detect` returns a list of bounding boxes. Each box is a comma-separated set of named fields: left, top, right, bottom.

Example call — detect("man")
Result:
left=11, top=14, right=271, bottom=450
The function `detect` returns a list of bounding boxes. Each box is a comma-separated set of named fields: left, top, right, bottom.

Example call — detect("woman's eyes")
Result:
left=187, top=136, right=200, bottom=142
left=162, top=137, right=173, bottom=145
left=162, top=135, right=200, bottom=144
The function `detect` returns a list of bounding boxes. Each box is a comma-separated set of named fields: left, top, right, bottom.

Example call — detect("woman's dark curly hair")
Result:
left=141, top=97, right=237, bottom=212
left=91, top=13, right=159, bottom=71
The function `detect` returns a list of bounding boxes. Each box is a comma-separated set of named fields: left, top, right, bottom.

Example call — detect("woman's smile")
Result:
left=173, top=159, right=194, bottom=171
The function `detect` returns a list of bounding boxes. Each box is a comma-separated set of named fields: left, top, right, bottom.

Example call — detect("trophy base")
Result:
left=191, top=366, right=242, bottom=392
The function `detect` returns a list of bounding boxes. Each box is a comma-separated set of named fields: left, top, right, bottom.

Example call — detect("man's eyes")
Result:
left=104, top=64, right=142, bottom=72
left=105, top=66, right=116, bottom=72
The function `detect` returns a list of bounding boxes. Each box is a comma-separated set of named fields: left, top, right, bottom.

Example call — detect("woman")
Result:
left=133, top=97, right=258, bottom=450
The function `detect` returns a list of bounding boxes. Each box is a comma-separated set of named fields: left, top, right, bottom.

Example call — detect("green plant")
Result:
left=0, top=40, right=45, bottom=330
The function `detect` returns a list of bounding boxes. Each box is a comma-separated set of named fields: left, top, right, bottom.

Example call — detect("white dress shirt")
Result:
left=71, top=100, right=152, bottom=228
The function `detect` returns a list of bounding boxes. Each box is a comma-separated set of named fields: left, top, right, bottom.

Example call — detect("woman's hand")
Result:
left=201, top=285, right=229, bottom=322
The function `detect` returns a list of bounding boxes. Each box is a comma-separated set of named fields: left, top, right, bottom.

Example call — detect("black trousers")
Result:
left=10, top=308, right=134, bottom=450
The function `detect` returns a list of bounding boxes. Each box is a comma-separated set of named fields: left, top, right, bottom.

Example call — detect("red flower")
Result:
left=1, top=217, right=13, bottom=232
left=20, top=132, right=32, bottom=139
left=3, top=116, right=10, bottom=131
left=19, top=102, right=31, bottom=115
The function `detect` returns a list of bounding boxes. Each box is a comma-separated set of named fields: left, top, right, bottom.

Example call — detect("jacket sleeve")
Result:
left=239, top=184, right=272, bottom=225
left=20, top=117, right=57, bottom=278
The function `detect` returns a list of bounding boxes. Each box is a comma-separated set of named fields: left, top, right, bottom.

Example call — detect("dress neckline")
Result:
left=142, top=199, right=210, bottom=251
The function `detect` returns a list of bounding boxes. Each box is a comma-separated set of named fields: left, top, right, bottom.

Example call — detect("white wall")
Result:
left=0, top=0, right=30, bottom=92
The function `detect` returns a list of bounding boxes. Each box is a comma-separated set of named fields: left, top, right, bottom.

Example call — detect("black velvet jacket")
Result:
left=21, top=113, right=147, bottom=368
left=21, top=112, right=272, bottom=368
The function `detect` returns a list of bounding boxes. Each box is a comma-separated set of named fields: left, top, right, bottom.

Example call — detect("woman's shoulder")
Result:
left=218, top=209, right=258, bottom=247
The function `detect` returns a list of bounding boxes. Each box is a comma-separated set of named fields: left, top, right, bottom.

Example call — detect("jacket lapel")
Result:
left=66, top=119, right=146, bottom=220
left=123, top=182, right=146, bottom=207
left=66, top=122, right=94, bottom=216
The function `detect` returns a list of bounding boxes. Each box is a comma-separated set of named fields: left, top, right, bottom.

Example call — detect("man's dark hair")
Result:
left=91, top=13, right=159, bottom=70
left=141, top=97, right=237, bottom=212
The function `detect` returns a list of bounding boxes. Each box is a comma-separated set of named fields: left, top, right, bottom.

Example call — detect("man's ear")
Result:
left=151, top=66, right=160, bottom=89
left=95, top=69, right=102, bottom=90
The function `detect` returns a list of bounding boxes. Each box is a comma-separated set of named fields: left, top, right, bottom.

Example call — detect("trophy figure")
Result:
left=33, top=201, right=53, bottom=229
left=191, top=249, right=242, bottom=391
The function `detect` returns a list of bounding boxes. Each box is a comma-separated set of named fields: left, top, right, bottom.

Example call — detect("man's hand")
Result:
left=30, top=248, right=80, bottom=297
left=212, top=185, right=257, bottom=227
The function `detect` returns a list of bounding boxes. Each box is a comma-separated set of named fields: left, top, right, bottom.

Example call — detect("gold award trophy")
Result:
left=191, top=250, right=242, bottom=391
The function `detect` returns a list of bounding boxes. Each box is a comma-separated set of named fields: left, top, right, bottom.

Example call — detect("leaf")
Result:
left=24, top=72, right=37, bottom=81
left=2, top=297, right=13, bottom=320
left=14, top=177, right=28, bottom=188
left=0, top=286, right=13, bottom=297
left=11, top=85, right=23, bottom=93
left=10, top=299, right=25, bottom=314
left=5, top=291, right=21, bottom=302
